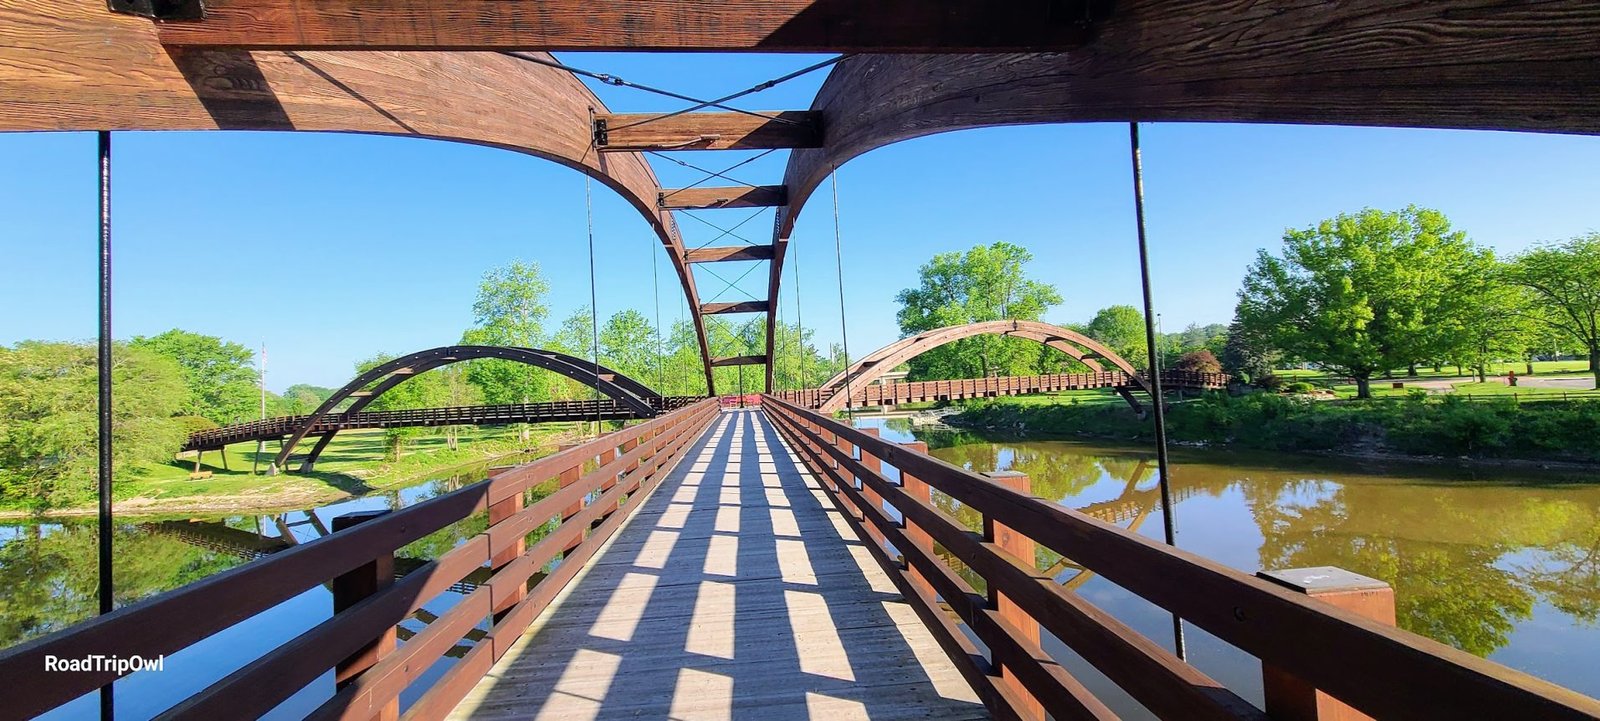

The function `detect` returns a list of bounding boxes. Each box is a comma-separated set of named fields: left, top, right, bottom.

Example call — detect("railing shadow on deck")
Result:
left=0, top=400, right=721, bottom=721
left=452, top=409, right=985, bottom=719
left=760, top=394, right=1600, bottom=721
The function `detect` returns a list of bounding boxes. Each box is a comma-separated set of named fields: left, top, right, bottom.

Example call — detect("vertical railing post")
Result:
left=593, top=444, right=620, bottom=527
left=832, top=432, right=855, bottom=509
left=331, top=510, right=398, bottom=721
left=488, top=480, right=525, bottom=622
left=858, top=427, right=885, bottom=550
left=983, top=471, right=1043, bottom=721
left=1257, top=566, right=1395, bottom=721
left=899, top=441, right=935, bottom=601
left=557, top=444, right=583, bottom=557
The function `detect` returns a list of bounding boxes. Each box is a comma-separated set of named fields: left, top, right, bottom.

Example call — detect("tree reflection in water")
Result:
left=885, top=419, right=1600, bottom=660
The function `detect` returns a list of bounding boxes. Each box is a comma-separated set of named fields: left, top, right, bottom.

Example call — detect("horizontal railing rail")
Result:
left=183, top=396, right=708, bottom=450
left=761, top=394, right=1600, bottom=721
left=0, top=399, right=721, bottom=721
left=771, top=371, right=1229, bottom=410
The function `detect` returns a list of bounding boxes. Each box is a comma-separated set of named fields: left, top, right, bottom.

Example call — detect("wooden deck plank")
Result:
left=447, top=409, right=987, bottom=720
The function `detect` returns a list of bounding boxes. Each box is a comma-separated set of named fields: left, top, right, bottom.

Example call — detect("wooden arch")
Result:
left=272, top=345, right=658, bottom=474
left=761, top=4, right=1600, bottom=389
left=0, top=0, right=716, bottom=392
left=815, top=320, right=1147, bottom=414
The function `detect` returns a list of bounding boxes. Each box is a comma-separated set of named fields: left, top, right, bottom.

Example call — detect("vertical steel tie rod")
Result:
left=1129, top=122, right=1187, bottom=660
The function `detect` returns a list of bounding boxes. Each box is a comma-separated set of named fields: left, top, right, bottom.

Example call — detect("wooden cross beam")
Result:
left=711, top=355, right=768, bottom=367
left=596, top=112, right=819, bottom=151
left=148, top=0, right=1100, bottom=52
left=700, top=300, right=771, bottom=315
left=660, top=186, right=786, bottom=210
left=685, top=246, right=777, bottom=264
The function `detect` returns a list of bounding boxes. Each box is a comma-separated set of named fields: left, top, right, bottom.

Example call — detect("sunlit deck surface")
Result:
left=449, top=409, right=986, bottom=720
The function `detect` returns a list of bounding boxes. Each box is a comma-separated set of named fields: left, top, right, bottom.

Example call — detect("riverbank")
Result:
left=0, top=424, right=594, bottom=519
left=947, top=392, right=1600, bottom=465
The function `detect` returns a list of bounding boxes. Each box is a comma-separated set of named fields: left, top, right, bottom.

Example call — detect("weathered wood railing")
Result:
left=761, top=394, right=1600, bottom=721
left=0, top=399, right=720, bottom=720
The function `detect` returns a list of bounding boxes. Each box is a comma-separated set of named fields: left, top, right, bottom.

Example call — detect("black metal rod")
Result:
left=1129, top=122, right=1186, bottom=660
left=96, top=130, right=115, bottom=720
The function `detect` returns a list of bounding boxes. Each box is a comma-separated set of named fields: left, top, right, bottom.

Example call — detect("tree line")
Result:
left=892, top=241, right=1228, bottom=382
left=1235, top=208, right=1600, bottom=397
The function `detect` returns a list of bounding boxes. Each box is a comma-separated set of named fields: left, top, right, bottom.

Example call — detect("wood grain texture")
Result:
left=767, top=396, right=1600, bottom=721
left=0, top=0, right=717, bottom=392
left=154, top=0, right=1094, bottom=52
left=448, top=410, right=987, bottom=721
left=599, top=111, right=820, bottom=151
left=762, top=0, right=1600, bottom=381
left=661, top=186, right=787, bottom=210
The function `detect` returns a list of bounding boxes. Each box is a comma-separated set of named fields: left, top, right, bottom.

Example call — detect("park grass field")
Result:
left=58, top=422, right=598, bottom=516
left=1275, top=360, right=1595, bottom=399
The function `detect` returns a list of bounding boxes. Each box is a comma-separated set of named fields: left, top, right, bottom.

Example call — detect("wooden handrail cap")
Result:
left=1257, top=566, right=1391, bottom=595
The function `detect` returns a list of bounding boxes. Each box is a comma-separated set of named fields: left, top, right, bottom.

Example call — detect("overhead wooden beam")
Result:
left=700, top=301, right=771, bottom=315
left=151, top=0, right=1099, bottom=52
left=660, top=186, right=786, bottom=210
left=711, top=356, right=768, bottom=368
left=685, top=246, right=776, bottom=264
left=596, top=112, right=820, bottom=151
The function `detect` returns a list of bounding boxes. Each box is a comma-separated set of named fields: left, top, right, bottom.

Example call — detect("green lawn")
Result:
left=1275, top=360, right=1594, bottom=400
left=112, top=423, right=592, bottom=510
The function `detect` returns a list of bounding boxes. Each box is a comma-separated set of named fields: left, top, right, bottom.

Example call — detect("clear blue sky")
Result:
left=3, top=53, right=1598, bottom=391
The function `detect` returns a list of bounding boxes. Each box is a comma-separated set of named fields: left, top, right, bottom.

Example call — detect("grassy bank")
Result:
left=0, top=423, right=599, bottom=517
left=949, top=392, right=1600, bottom=463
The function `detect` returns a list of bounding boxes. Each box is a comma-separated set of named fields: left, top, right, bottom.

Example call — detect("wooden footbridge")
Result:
left=7, top=401, right=1597, bottom=720
left=182, top=397, right=700, bottom=452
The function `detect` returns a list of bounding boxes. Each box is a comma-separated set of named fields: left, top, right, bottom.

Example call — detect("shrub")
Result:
left=1285, top=381, right=1316, bottom=394
left=1256, top=373, right=1285, bottom=391
left=1173, top=349, right=1222, bottom=375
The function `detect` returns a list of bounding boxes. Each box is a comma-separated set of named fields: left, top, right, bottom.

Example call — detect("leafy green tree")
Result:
left=549, top=305, right=600, bottom=401
left=1508, top=233, right=1600, bottom=385
left=1445, top=262, right=1540, bottom=382
left=1220, top=318, right=1275, bottom=384
left=599, top=309, right=657, bottom=383
left=0, top=341, right=185, bottom=509
left=1085, top=305, right=1148, bottom=370
left=895, top=242, right=1064, bottom=379
left=129, top=329, right=257, bottom=425
left=280, top=384, right=334, bottom=415
left=1236, top=207, right=1486, bottom=398
left=461, top=261, right=554, bottom=409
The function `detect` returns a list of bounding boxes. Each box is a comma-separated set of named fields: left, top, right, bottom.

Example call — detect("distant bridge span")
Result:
left=787, top=320, right=1227, bottom=414
left=270, top=345, right=666, bottom=474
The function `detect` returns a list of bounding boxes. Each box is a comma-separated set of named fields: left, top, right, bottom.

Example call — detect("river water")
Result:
left=2, top=425, right=1597, bottom=718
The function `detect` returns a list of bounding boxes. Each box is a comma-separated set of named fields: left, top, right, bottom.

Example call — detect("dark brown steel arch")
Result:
left=815, top=320, right=1147, bottom=414
left=0, top=1, right=717, bottom=393
left=272, top=345, right=658, bottom=474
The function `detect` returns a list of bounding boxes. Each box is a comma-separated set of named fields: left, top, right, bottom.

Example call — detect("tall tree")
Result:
left=0, top=341, right=185, bottom=509
left=1236, top=207, right=1485, bottom=398
left=461, top=261, right=554, bottom=410
left=894, top=242, right=1063, bottom=379
left=599, top=309, right=657, bottom=383
left=129, top=329, right=258, bottom=425
left=1085, top=305, right=1148, bottom=370
left=1508, top=233, right=1600, bottom=385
